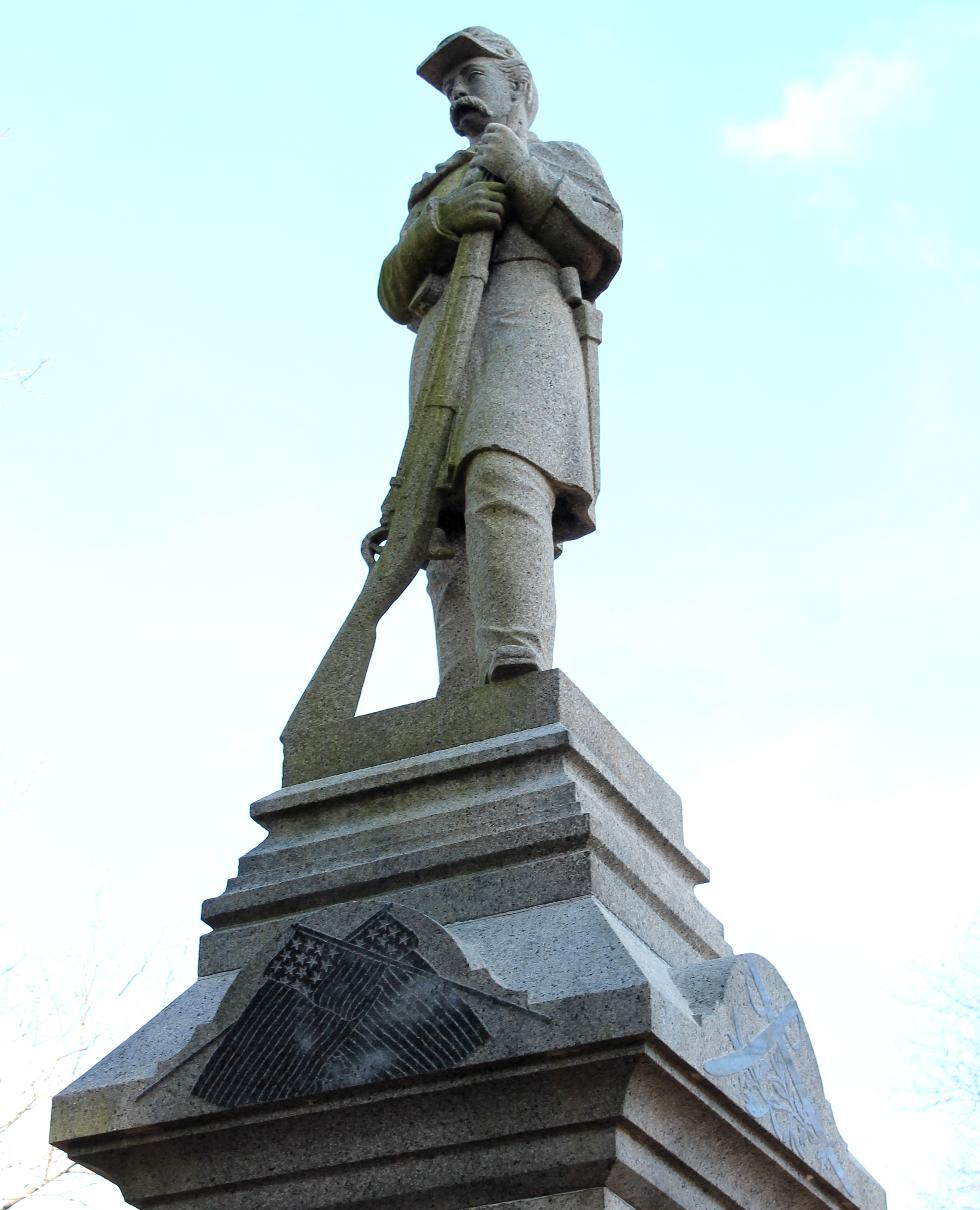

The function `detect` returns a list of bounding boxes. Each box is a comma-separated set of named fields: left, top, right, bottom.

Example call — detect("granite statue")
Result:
left=281, top=27, right=621, bottom=782
left=378, top=26, right=622, bottom=690
left=50, top=32, right=887, bottom=1208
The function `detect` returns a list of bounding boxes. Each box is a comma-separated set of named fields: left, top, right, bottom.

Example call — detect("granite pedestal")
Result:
left=51, top=672, right=885, bottom=1209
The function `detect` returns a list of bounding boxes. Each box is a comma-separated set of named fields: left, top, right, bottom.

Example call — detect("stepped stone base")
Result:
left=51, top=672, right=885, bottom=1209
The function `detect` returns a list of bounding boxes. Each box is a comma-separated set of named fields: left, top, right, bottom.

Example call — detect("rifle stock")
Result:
left=281, top=226, right=494, bottom=786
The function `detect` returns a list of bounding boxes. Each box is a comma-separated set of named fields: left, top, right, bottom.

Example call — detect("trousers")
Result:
left=426, top=449, right=557, bottom=693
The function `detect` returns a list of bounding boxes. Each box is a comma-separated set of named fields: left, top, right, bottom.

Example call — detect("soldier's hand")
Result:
left=472, top=123, right=530, bottom=183
left=432, top=181, right=509, bottom=237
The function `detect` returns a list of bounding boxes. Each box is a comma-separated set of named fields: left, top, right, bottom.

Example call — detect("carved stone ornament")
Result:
left=674, top=953, right=858, bottom=1198
left=191, top=905, right=528, bottom=1109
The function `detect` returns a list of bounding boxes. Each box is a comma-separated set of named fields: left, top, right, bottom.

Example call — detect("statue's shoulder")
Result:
left=404, top=139, right=610, bottom=213
left=531, top=138, right=606, bottom=180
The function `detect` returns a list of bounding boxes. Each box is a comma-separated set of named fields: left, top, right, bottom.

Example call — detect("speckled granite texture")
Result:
left=52, top=672, right=885, bottom=1210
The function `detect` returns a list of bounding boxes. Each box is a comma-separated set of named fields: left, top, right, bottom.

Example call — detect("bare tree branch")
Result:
left=915, top=917, right=980, bottom=1207
left=1, top=942, right=175, bottom=1209
left=0, top=358, right=48, bottom=387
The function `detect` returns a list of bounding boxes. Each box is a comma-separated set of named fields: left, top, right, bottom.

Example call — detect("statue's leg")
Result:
left=463, top=449, right=557, bottom=683
left=425, top=529, right=481, bottom=695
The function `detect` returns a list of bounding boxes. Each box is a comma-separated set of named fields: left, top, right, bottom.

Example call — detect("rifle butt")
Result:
left=280, top=610, right=378, bottom=786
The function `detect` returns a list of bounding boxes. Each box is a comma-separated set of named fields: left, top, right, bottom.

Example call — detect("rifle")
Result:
left=281, top=119, right=524, bottom=786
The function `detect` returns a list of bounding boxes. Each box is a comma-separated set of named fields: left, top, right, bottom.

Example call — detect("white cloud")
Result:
left=725, top=53, right=920, bottom=160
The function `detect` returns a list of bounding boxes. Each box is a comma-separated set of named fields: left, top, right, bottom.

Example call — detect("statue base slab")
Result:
left=51, top=672, right=885, bottom=1210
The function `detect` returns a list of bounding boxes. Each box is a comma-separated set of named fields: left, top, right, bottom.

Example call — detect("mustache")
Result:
left=450, top=94, right=492, bottom=126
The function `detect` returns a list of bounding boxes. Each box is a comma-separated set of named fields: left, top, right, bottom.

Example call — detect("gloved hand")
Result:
left=430, top=180, right=509, bottom=238
left=471, top=122, right=530, bottom=182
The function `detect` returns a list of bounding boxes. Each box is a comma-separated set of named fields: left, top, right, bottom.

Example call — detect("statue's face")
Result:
left=443, top=57, right=515, bottom=139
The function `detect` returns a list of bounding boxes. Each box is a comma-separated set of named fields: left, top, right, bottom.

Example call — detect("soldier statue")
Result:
left=378, top=27, right=622, bottom=692
left=282, top=28, right=621, bottom=776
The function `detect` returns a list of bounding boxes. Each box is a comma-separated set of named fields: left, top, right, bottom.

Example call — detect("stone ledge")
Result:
left=53, top=1029, right=878, bottom=1210
left=202, top=815, right=592, bottom=929
left=199, top=835, right=727, bottom=974
left=280, top=671, right=683, bottom=839
left=198, top=688, right=724, bottom=973
left=255, top=723, right=572, bottom=822
left=253, top=722, right=708, bottom=888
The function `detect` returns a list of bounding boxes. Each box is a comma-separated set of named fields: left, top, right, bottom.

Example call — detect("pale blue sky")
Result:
left=2, top=3, right=979, bottom=1206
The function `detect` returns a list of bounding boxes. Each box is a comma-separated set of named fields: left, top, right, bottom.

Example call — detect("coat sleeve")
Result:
left=505, top=141, right=622, bottom=300
left=377, top=198, right=460, bottom=327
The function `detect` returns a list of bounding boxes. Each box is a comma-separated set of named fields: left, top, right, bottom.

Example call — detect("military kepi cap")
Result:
left=417, top=27, right=525, bottom=90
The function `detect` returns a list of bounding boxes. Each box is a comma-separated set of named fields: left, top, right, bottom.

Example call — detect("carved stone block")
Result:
left=51, top=674, right=885, bottom=1209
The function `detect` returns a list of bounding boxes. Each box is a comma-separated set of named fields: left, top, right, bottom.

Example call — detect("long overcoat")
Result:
left=378, top=135, right=622, bottom=541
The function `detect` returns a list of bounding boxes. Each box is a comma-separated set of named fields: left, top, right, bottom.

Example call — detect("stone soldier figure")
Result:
left=379, top=27, right=622, bottom=692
